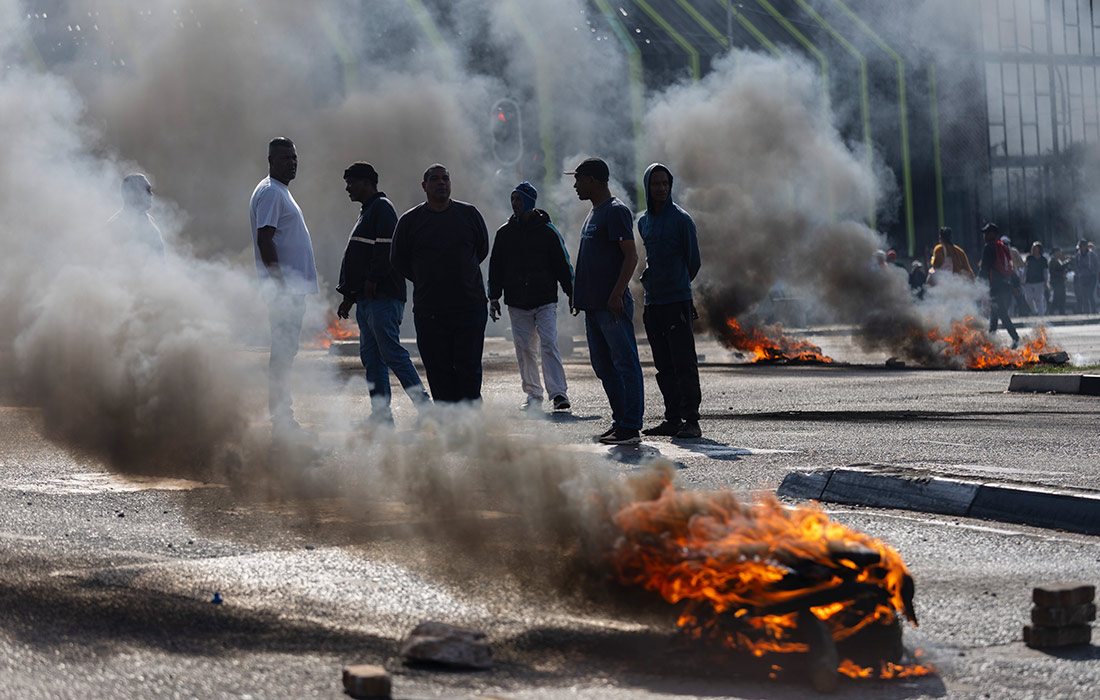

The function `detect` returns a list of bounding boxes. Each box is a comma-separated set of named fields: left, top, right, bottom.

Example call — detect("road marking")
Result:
left=13, top=472, right=224, bottom=495
left=0, top=532, right=46, bottom=542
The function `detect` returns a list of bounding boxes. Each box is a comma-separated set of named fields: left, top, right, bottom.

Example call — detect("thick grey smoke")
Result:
left=642, top=50, right=1002, bottom=365
left=0, top=1, right=648, bottom=593
left=0, top=0, right=1010, bottom=607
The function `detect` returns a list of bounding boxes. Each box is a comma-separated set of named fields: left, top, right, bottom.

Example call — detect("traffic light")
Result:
left=491, top=98, right=523, bottom=166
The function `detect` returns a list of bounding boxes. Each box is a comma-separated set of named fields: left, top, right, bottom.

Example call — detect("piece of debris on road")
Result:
left=400, top=621, right=493, bottom=669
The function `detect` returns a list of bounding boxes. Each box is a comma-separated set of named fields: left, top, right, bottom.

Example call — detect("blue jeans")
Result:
left=585, top=296, right=644, bottom=430
left=414, top=305, right=488, bottom=403
left=356, top=296, right=428, bottom=415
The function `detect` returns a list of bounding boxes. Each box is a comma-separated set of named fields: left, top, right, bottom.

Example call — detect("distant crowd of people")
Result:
left=238, top=137, right=702, bottom=444
left=875, top=223, right=1099, bottom=348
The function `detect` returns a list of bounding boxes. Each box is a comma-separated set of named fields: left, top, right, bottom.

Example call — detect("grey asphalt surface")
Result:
left=1, top=321, right=1099, bottom=699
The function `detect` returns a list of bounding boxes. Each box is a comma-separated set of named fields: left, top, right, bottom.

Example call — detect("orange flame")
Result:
left=610, top=471, right=933, bottom=680
left=308, top=312, right=358, bottom=349
left=925, top=319, right=1062, bottom=369
left=722, top=319, right=834, bottom=363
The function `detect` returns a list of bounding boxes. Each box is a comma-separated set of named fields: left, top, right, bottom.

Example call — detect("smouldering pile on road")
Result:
left=607, top=468, right=932, bottom=690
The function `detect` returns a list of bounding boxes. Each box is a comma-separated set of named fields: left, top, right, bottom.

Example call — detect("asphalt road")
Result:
left=1, top=322, right=1098, bottom=699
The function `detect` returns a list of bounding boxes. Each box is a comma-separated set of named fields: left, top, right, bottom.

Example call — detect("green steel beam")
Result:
left=403, top=0, right=459, bottom=72
left=500, top=0, right=557, bottom=191
left=830, top=0, right=915, bottom=255
left=634, top=0, right=700, bottom=80
left=593, top=0, right=647, bottom=207
left=318, top=8, right=357, bottom=96
left=792, top=0, right=874, bottom=228
left=673, top=0, right=728, bottom=49
left=713, top=0, right=782, bottom=56
left=929, top=63, right=945, bottom=228
left=754, top=0, right=830, bottom=115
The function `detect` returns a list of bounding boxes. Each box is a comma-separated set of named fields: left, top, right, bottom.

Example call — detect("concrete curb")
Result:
left=1009, top=373, right=1100, bottom=395
left=778, top=467, right=1100, bottom=536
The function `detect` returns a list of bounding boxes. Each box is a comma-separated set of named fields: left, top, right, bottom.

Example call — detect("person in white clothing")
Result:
left=249, top=137, right=318, bottom=434
left=107, top=173, right=165, bottom=259
left=487, top=182, right=574, bottom=412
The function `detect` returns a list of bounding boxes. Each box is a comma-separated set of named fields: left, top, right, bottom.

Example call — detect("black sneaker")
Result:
left=675, top=420, right=702, bottom=439
left=551, top=395, right=571, bottom=411
left=643, top=419, right=683, bottom=436
left=595, top=424, right=618, bottom=442
left=1010, top=337, right=1021, bottom=350
left=600, top=427, right=642, bottom=445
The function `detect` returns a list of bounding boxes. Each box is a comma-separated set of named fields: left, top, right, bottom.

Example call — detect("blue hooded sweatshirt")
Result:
left=638, top=163, right=701, bottom=306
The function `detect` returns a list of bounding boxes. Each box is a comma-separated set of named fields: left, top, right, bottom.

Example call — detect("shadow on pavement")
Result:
left=667, top=436, right=746, bottom=462
left=500, top=625, right=948, bottom=699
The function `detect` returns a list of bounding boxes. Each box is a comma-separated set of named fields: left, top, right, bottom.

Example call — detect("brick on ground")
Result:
left=1031, top=603, right=1097, bottom=627
left=1023, top=624, right=1092, bottom=649
left=1032, top=583, right=1095, bottom=608
left=342, top=664, right=391, bottom=699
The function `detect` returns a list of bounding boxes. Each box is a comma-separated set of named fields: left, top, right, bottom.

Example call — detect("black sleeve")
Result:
left=487, top=226, right=506, bottom=301
left=390, top=212, right=413, bottom=281
left=547, top=224, right=574, bottom=297
left=978, top=243, right=994, bottom=283
left=335, top=216, right=371, bottom=298
left=471, top=206, right=490, bottom=263
left=365, top=202, right=399, bottom=284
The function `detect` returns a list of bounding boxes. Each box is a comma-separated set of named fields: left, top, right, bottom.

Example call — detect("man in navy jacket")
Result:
left=336, top=162, right=429, bottom=425
left=638, top=163, right=703, bottom=439
left=488, top=182, right=574, bottom=412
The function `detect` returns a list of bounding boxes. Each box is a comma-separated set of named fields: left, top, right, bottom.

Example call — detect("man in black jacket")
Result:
left=488, top=182, right=574, bottom=412
left=336, top=162, right=429, bottom=424
left=391, top=164, right=490, bottom=403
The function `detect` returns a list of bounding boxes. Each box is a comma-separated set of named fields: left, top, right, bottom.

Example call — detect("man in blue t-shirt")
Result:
left=567, top=158, right=644, bottom=444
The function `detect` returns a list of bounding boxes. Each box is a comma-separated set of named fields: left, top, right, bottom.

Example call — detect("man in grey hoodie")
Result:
left=638, top=163, right=702, bottom=439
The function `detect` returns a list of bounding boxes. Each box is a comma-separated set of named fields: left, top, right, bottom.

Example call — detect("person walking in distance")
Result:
left=1049, top=247, right=1067, bottom=315
left=390, top=164, right=489, bottom=403
left=249, top=137, right=318, bottom=436
left=637, top=163, right=702, bottom=439
left=567, top=158, right=644, bottom=445
left=977, top=222, right=1020, bottom=349
left=1074, top=239, right=1099, bottom=314
left=487, top=181, right=574, bottom=413
left=335, top=162, right=430, bottom=426
left=1022, top=242, right=1049, bottom=317
left=928, top=226, right=973, bottom=283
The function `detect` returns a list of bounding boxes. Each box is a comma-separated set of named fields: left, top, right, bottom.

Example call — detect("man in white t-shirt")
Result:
left=249, top=137, right=318, bottom=434
left=107, top=173, right=165, bottom=259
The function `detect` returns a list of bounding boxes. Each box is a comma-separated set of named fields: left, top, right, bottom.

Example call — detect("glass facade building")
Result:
left=982, top=0, right=1100, bottom=246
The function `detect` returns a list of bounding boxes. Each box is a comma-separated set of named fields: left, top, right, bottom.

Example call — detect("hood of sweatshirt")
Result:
left=643, top=162, right=674, bottom=213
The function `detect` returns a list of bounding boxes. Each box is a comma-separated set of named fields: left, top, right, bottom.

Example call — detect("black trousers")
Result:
left=1051, top=282, right=1066, bottom=315
left=643, top=301, right=701, bottom=422
left=414, top=305, right=488, bottom=403
left=989, top=287, right=1020, bottom=341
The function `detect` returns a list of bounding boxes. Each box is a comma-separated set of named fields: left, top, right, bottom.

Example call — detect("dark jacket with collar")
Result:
left=487, top=209, right=574, bottom=310
left=336, top=192, right=405, bottom=302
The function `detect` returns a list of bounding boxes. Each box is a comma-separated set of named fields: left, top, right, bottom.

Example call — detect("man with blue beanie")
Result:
left=638, top=163, right=702, bottom=439
left=488, top=181, right=574, bottom=412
